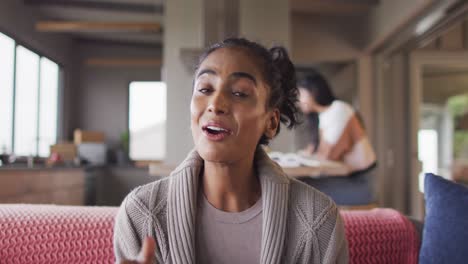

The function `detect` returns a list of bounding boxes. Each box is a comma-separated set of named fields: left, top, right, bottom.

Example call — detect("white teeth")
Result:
left=207, top=126, right=227, bottom=132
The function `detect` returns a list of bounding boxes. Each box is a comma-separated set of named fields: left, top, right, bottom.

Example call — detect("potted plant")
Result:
left=117, top=131, right=130, bottom=165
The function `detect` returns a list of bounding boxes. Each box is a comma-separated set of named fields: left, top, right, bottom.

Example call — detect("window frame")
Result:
left=0, top=30, right=63, bottom=157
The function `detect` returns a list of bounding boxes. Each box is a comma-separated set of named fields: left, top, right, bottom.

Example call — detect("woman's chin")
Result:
left=197, top=146, right=233, bottom=163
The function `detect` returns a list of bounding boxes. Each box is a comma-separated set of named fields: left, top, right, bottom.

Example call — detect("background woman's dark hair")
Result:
left=196, top=38, right=300, bottom=145
left=297, top=69, right=336, bottom=107
left=307, top=112, right=320, bottom=153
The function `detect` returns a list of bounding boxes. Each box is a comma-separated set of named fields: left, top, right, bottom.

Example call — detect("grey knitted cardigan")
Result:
left=113, top=148, right=348, bottom=264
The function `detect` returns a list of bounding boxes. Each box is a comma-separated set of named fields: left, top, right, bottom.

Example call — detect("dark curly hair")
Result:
left=297, top=69, right=336, bottom=107
left=195, top=38, right=300, bottom=145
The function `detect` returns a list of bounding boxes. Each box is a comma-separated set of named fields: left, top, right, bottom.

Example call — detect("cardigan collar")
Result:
left=166, top=147, right=290, bottom=264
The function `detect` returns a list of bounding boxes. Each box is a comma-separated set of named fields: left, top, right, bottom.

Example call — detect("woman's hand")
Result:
left=121, top=237, right=157, bottom=264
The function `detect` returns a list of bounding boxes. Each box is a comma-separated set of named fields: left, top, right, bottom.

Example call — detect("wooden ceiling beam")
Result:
left=24, top=0, right=163, bottom=14
left=291, top=0, right=379, bottom=15
left=36, top=21, right=162, bottom=33
left=85, top=58, right=162, bottom=67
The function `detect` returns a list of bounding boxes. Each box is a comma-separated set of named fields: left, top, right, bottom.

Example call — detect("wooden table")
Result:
left=281, top=163, right=350, bottom=178
left=149, top=161, right=350, bottom=178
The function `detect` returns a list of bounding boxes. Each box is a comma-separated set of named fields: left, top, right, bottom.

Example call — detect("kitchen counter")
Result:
left=0, top=164, right=163, bottom=206
left=0, top=167, right=86, bottom=205
left=0, top=164, right=84, bottom=170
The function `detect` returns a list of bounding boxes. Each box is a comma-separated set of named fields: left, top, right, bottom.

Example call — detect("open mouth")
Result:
left=202, top=125, right=232, bottom=141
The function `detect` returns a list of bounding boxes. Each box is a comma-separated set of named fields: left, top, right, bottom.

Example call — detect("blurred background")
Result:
left=1, top=0, right=468, bottom=219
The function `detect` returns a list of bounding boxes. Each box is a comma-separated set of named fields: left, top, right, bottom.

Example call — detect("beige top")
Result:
left=113, top=147, right=348, bottom=264
left=196, top=193, right=263, bottom=264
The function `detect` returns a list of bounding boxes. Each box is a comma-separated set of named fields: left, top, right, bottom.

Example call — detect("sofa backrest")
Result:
left=0, top=205, right=419, bottom=263
left=342, top=209, right=420, bottom=263
left=0, top=205, right=116, bottom=263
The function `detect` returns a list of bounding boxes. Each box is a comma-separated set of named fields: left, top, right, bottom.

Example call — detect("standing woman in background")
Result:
left=114, top=38, right=348, bottom=264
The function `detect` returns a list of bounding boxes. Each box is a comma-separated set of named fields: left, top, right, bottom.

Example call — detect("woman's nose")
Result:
left=208, top=91, right=229, bottom=114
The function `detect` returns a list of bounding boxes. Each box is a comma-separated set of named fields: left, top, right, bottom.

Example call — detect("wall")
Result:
left=240, top=0, right=294, bottom=153
left=423, top=73, right=468, bottom=104
left=74, top=41, right=162, bottom=149
left=329, top=63, right=358, bottom=105
left=365, top=0, right=435, bottom=50
left=0, top=0, right=75, bottom=141
left=291, top=14, right=366, bottom=65
left=163, top=0, right=204, bottom=164
left=240, top=0, right=290, bottom=49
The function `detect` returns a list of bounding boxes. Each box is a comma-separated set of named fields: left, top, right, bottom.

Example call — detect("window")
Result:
left=128, top=81, right=166, bottom=160
left=0, top=32, right=60, bottom=157
left=38, top=57, right=59, bottom=157
left=15, top=46, right=40, bottom=156
left=0, top=32, right=14, bottom=154
left=418, top=129, right=438, bottom=193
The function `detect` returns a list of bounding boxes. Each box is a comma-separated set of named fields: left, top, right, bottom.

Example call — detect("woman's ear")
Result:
left=264, top=109, right=280, bottom=139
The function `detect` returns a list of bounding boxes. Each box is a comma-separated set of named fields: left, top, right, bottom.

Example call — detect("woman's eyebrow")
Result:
left=196, top=69, right=216, bottom=78
left=231, top=72, right=257, bottom=86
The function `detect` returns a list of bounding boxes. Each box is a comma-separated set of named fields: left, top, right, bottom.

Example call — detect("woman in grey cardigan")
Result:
left=114, top=38, right=348, bottom=264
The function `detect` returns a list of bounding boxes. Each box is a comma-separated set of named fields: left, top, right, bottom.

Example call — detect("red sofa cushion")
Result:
left=0, top=205, right=419, bottom=263
left=342, top=208, right=420, bottom=264
left=0, top=205, right=116, bottom=263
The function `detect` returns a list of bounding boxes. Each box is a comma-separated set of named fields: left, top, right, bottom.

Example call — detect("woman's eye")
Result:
left=233, top=91, right=248, bottom=97
left=198, top=88, right=212, bottom=94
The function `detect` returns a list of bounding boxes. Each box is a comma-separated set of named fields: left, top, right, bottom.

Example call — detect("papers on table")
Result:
left=267, top=151, right=352, bottom=177
left=267, top=152, right=321, bottom=168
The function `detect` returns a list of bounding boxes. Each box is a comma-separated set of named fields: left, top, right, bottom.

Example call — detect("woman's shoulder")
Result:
left=289, top=178, right=335, bottom=205
left=288, top=178, right=339, bottom=224
left=328, top=100, right=354, bottom=115
left=320, top=100, right=354, bottom=129
left=122, top=177, right=171, bottom=214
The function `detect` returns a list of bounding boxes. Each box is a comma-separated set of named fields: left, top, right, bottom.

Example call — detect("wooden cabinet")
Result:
left=0, top=168, right=85, bottom=205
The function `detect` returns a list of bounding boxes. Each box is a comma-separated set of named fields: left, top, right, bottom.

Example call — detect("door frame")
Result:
left=409, top=51, right=468, bottom=219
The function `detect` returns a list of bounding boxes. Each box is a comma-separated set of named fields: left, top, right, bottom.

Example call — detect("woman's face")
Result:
left=298, top=87, right=318, bottom=113
left=191, top=47, right=279, bottom=163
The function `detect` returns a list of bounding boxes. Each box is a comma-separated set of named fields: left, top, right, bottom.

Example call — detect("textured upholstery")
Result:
left=0, top=205, right=116, bottom=264
left=0, top=205, right=419, bottom=264
left=342, top=209, right=420, bottom=264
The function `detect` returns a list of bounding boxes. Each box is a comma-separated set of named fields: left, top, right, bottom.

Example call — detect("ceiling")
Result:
left=26, top=0, right=164, bottom=45
left=26, top=0, right=378, bottom=46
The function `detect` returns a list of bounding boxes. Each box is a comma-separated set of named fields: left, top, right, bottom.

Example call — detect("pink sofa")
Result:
left=0, top=205, right=419, bottom=263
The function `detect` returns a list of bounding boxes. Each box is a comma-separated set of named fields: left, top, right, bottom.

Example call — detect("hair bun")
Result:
left=269, top=46, right=299, bottom=130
